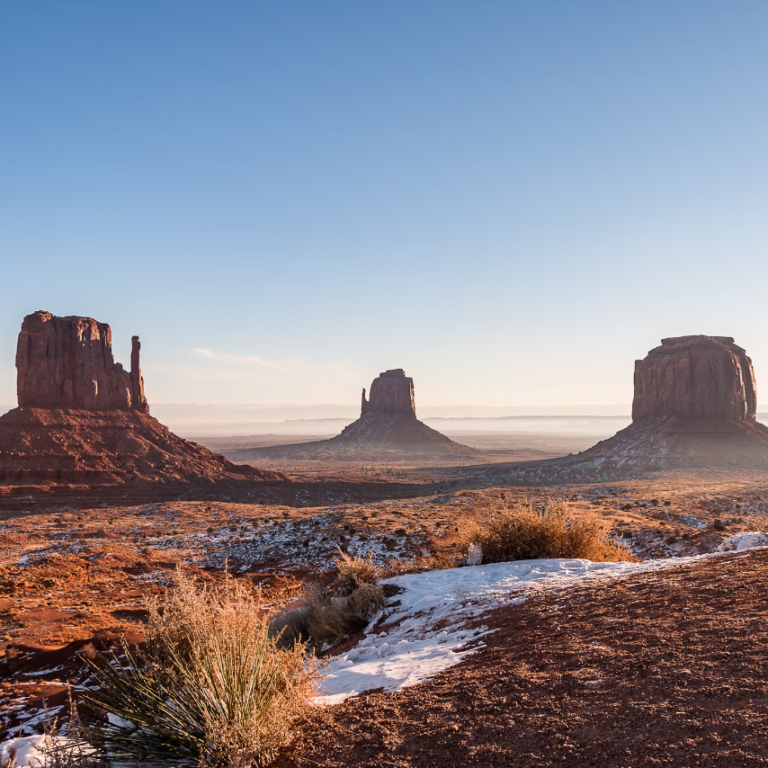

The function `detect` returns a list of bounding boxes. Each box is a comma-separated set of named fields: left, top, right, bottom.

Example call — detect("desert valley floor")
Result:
left=1, top=426, right=768, bottom=766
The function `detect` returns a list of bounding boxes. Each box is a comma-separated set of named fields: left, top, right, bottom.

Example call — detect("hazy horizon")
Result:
left=3, top=399, right=768, bottom=439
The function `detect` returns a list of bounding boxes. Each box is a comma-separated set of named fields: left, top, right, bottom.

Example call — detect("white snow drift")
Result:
left=319, top=554, right=710, bottom=705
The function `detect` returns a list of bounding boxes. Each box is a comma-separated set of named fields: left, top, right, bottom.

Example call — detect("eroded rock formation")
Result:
left=632, top=336, right=757, bottom=422
left=234, top=368, right=473, bottom=460
left=16, top=311, right=148, bottom=412
left=0, top=311, right=285, bottom=506
left=361, top=369, right=416, bottom=417
left=467, top=335, right=768, bottom=484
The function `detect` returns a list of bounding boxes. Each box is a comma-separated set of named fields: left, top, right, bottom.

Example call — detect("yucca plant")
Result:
left=82, top=570, right=321, bottom=768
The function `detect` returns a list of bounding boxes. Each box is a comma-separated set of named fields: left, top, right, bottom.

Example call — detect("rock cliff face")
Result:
left=16, top=311, right=148, bottom=412
left=361, top=370, right=416, bottom=417
left=1, top=311, right=285, bottom=506
left=234, top=368, right=473, bottom=460
left=632, top=336, right=757, bottom=422
left=466, top=335, right=768, bottom=485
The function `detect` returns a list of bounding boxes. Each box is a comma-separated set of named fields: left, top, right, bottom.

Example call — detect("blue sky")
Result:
left=2, top=2, right=768, bottom=415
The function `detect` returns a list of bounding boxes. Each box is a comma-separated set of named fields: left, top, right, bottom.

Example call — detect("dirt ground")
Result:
left=1, top=450, right=768, bottom=753
left=282, top=549, right=768, bottom=768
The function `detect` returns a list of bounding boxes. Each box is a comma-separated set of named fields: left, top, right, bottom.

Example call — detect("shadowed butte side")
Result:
left=471, top=335, right=768, bottom=484
left=632, top=336, right=757, bottom=422
left=16, top=311, right=149, bottom=412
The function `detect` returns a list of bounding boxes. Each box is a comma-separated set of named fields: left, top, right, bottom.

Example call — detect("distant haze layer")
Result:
left=2, top=402, right=766, bottom=439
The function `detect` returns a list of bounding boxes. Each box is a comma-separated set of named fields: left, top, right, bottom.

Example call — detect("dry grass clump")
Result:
left=335, top=550, right=379, bottom=590
left=270, top=553, right=386, bottom=650
left=83, top=569, right=321, bottom=768
left=461, top=499, right=634, bottom=563
left=271, top=581, right=385, bottom=650
left=380, top=551, right=464, bottom=577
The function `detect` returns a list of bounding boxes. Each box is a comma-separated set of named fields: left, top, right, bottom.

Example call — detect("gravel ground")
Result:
left=282, top=549, right=768, bottom=767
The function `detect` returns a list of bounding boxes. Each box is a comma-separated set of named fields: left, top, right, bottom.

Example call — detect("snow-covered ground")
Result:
left=0, top=735, right=90, bottom=768
left=319, top=546, right=767, bottom=705
left=717, top=531, right=768, bottom=551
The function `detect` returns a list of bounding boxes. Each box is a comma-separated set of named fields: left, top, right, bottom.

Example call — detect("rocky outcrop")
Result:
left=1, top=311, right=286, bottom=505
left=632, top=336, right=757, bottom=422
left=0, top=407, right=285, bottom=487
left=361, top=369, right=416, bottom=417
left=130, top=336, right=149, bottom=413
left=233, top=368, right=473, bottom=460
left=465, top=335, right=768, bottom=485
left=16, top=311, right=148, bottom=412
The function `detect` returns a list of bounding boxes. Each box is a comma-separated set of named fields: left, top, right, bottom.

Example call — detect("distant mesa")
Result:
left=477, top=335, right=768, bottom=483
left=232, top=368, right=474, bottom=461
left=0, top=311, right=285, bottom=507
left=632, top=336, right=756, bottom=422
left=361, top=369, right=416, bottom=417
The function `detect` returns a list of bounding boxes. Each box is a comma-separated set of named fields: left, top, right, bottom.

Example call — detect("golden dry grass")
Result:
left=271, top=579, right=385, bottom=650
left=334, top=550, right=380, bottom=591
left=84, top=569, right=322, bottom=768
left=460, top=499, right=635, bottom=563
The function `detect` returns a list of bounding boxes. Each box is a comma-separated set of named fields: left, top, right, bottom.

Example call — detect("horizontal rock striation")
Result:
left=633, top=336, right=757, bottom=422
left=0, top=407, right=284, bottom=486
left=16, top=311, right=148, bottom=412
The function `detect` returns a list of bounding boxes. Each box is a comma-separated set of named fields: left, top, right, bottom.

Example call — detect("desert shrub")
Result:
left=379, top=551, right=464, bottom=578
left=271, top=581, right=385, bottom=650
left=82, top=570, right=321, bottom=768
left=335, top=550, right=379, bottom=591
left=269, top=601, right=317, bottom=648
left=344, top=582, right=385, bottom=623
left=460, top=499, right=634, bottom=563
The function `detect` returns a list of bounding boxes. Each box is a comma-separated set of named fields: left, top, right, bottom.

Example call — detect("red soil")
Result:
left=283, top=549, right=768, bottom=767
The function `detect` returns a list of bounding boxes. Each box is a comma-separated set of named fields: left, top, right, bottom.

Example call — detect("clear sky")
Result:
left=2, top=1, right=768, bottom=416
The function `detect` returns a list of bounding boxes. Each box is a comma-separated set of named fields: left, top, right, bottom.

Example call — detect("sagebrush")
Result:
left=335, top=550, right=379, bottom=590
left=270, top=552, right=386, bottom=650
left=460, top=499, right=634, bottom=563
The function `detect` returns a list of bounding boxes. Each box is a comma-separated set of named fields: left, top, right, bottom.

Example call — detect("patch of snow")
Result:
left=0, top=735, right=87, bottom=768
left=319, top=552, right=733, bottom=706
left=716, top=531, right=768, bottom=552
left=678, top=515, right=709, bottom=529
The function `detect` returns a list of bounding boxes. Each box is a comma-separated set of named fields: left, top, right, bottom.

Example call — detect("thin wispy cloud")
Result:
left=192, top=348, right=286, bottom=371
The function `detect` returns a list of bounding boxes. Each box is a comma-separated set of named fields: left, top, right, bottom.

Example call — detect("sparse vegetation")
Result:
left=335, top=550, right=379, bottom=590
left=82, top=569, right=321, bottom=768
left=380, top=551, right=463, bottom=577
left=270, top=552, right=386, bottom=650
left=459, top=499, right=634, bottom=563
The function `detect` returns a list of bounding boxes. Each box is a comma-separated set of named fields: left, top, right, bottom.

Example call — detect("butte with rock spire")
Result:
left=234, top=368, right=474, bottom=461
left=0, top=310, right=285, bottom=508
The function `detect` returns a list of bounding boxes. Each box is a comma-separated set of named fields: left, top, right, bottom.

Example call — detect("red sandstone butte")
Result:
left=632, top=335, right=756, bottom=422
left=361, top=369, right=416, bottom=417
left=0, top=311, right=285, bottom=507
left=476, top=334, right=768, bottom=483
left=16, top=311, right=149, bottom=413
